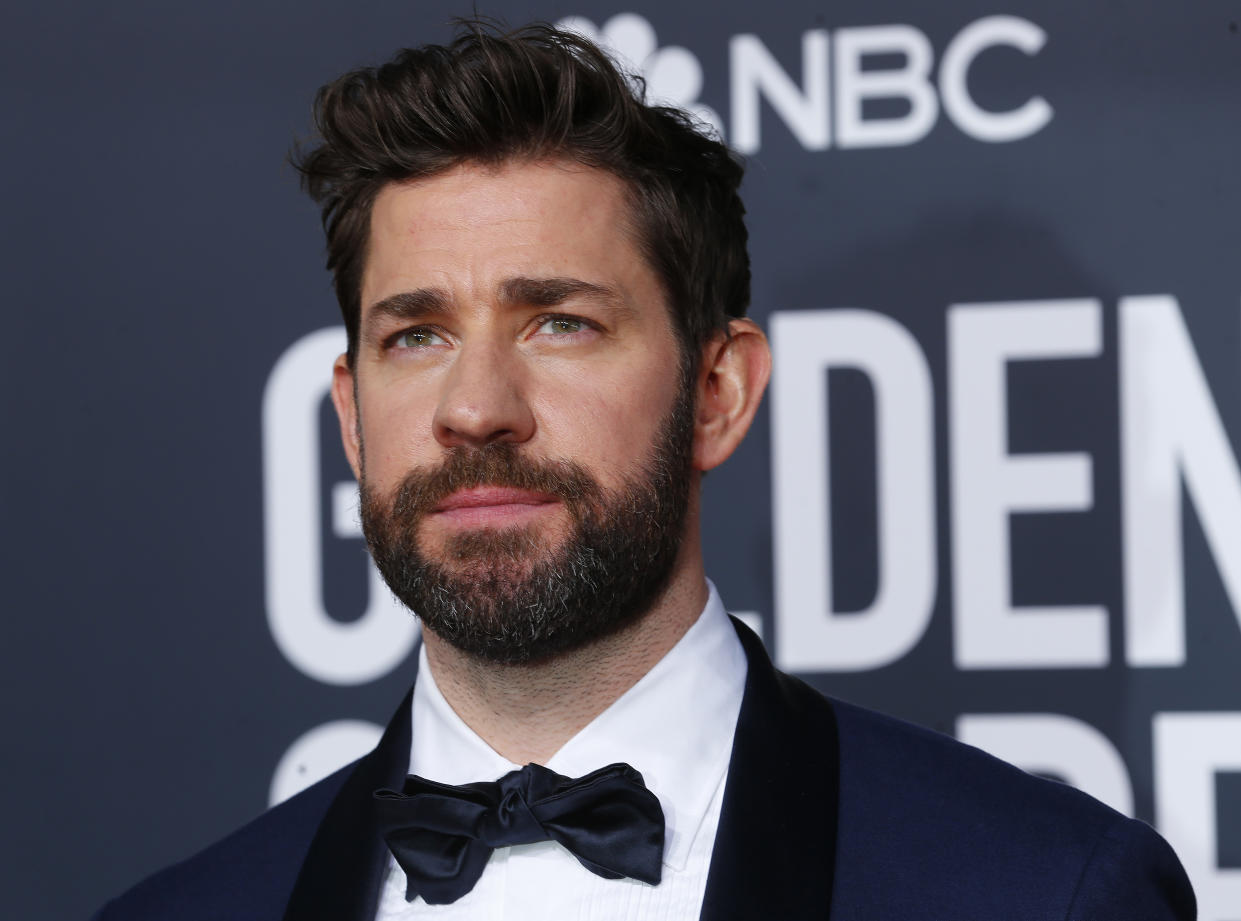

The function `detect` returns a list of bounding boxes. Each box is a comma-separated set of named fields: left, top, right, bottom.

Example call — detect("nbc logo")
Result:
left=559, top=12, right=1053, bottom=152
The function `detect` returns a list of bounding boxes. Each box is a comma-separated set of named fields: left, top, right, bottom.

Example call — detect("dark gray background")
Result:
left=4, top=2, right=1239, bottom=919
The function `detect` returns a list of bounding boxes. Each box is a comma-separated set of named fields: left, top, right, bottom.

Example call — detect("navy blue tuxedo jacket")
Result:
left=95, top=621, right=1195, bottom=920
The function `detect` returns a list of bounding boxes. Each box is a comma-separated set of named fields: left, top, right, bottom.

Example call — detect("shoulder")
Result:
left=827, top=697, right=1196, bottom=919
left=91, top=763, right=355, bottom=921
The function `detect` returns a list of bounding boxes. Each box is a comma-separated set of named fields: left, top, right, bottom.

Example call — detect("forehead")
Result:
left=360, top=159, right=661, bottom=315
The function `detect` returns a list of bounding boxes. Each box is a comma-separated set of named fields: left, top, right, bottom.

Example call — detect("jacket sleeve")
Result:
left=1067, top=816, right=1196, bottom=921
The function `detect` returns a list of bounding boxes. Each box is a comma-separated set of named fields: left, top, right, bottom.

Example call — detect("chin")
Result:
left=425, top=521, right=569, bottom=565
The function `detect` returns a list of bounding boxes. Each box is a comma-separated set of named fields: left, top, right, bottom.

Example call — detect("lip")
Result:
left=434, top=487, right=559, bottom=512
left=430, top=487, right=561, bottom=526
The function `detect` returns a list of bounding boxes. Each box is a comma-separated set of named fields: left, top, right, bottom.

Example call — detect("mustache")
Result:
left=381, top=443, right=605, bottom=523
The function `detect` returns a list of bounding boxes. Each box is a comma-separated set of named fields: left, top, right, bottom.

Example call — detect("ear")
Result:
left=330, top=354, right=363, bottom=480
left=693, top=317, right=772, bottom=471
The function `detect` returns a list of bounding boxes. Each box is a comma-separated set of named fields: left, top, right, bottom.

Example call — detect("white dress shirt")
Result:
left=374, top=581, right=748, bottom=921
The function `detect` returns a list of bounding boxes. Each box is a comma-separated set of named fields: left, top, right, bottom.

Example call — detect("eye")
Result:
left=535, top=316, right=587, bottom=336
left=394, top=327, right=446, bottom=349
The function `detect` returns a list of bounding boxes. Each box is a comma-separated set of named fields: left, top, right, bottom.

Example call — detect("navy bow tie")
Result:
left=374, top=762, right=666, bottom=905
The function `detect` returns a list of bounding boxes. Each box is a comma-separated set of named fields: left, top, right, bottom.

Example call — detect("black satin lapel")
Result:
left=282, top=679, right=417, bottom=921
left=699, top=617, right=840, bottom=921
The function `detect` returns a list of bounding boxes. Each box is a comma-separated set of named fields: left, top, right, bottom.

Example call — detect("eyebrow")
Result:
left=364, top=276, right=631, bottom=329
left=499, top=276, right=623, bottom=309
left=365, top=288, right=453, bottom=327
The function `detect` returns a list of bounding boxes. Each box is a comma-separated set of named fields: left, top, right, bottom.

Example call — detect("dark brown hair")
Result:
left=293, top=20, right=750, bottom=367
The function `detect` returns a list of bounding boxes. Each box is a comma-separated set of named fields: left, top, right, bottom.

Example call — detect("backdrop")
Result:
left=6, top=2, right=1240, bottom=919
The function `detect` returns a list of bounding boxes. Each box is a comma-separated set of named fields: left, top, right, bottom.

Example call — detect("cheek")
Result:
left=357, top=384, right=439, bottom=483
left=532, top=366, right=678, bottom=476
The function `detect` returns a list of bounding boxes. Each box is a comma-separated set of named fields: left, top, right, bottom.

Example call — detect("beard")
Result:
left=359, top=382, right=695, bottom=666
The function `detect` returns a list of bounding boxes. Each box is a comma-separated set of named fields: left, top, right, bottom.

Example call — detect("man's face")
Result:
left=335, top=159, right=696, bottom=663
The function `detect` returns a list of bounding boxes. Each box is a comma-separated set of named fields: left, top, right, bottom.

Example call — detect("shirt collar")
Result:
left=409, top=580, right=747, bottom=871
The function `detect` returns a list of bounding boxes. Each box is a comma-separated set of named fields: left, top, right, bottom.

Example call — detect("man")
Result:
left=96, top=22, right=1195, bottom=921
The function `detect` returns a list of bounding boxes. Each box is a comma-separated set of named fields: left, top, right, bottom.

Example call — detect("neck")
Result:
left=422, top=550, right=708, bottom=766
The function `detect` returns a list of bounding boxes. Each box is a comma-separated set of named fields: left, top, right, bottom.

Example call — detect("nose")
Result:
left=432, top=340, right=535, bottom=449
